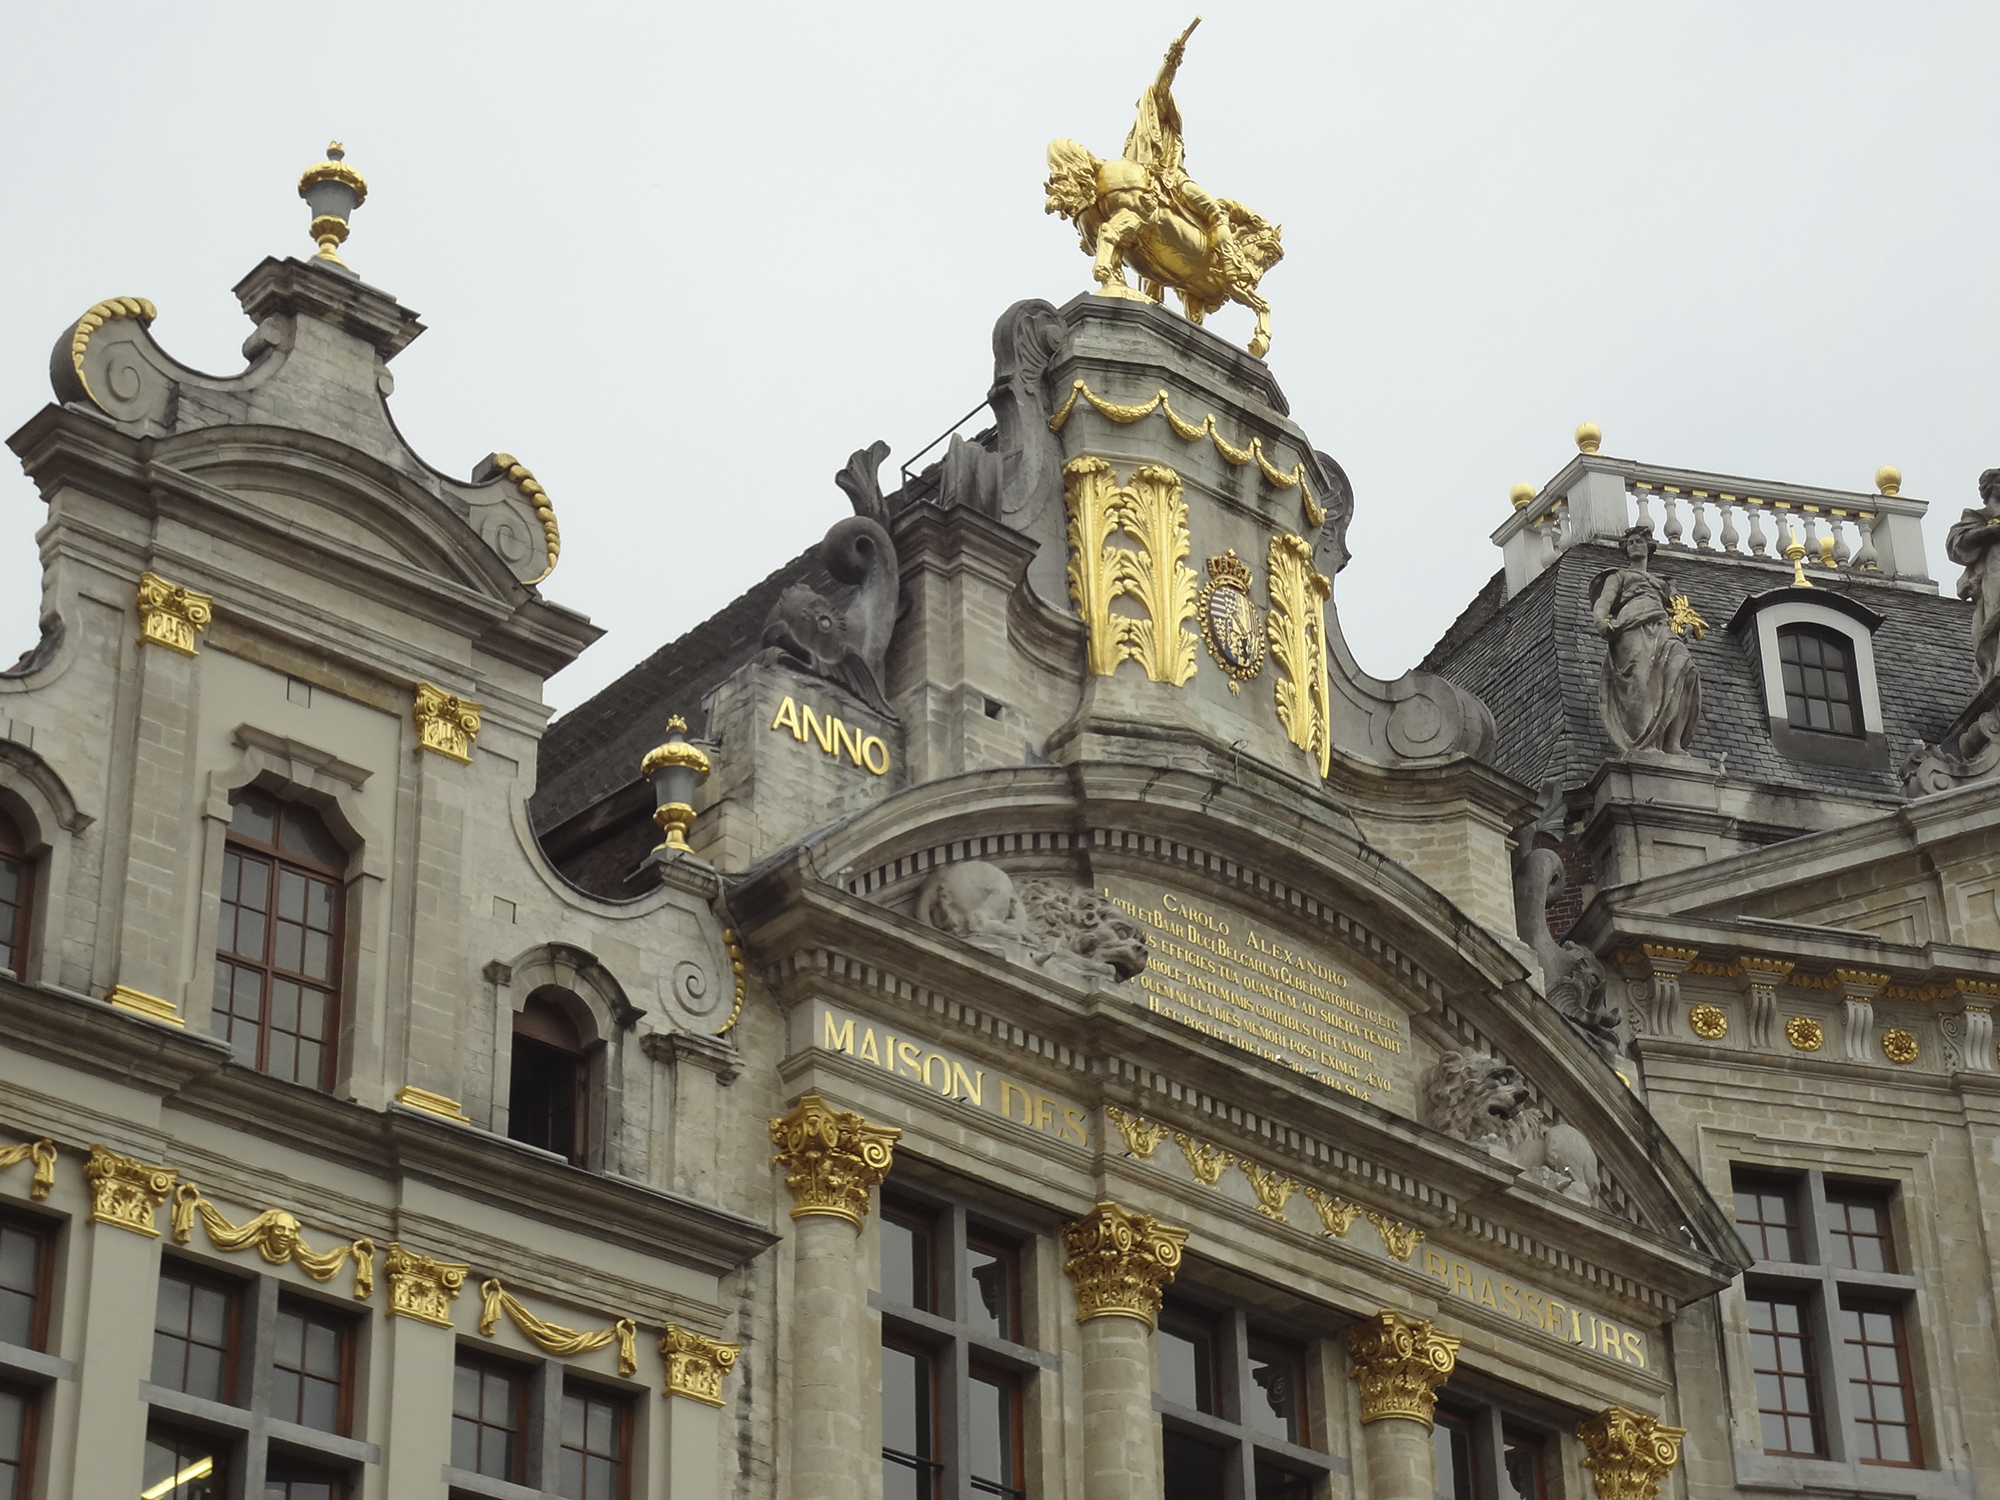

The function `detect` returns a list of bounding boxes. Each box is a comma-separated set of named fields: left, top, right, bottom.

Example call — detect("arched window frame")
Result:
left=1735, top=594, right=1886, bottom=764
left=483, top=946, right=638, bottom=1174
left=190, top=726, right=386, bottom=1097
left=0, top=743, right=91, bottom=990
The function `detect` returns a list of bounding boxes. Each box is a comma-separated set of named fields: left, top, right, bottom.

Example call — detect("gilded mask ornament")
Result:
left=768, top=1094, right=900, bottom=1227
left=1060, top=1200, right=1188, bottom=1326
left=1196, top=550, right=1264, bottom=691
left=1346, top=1310, right=1460, bottom=1427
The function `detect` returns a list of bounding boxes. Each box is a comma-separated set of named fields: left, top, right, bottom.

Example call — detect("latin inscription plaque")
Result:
left=1103, top=880, right=1411, bottom=1110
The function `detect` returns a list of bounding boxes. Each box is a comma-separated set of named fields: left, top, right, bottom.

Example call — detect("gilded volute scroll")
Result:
left=1345, top=1310, right=1460, bottom=1426
left=768, top=1094, right=900, bottom=1228
left=1577, top=1407, right=1685, bottom=1500
left=1061, top=1200, right=1189, bottom=1325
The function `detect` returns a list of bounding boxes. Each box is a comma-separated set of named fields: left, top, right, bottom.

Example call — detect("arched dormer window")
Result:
left=508, top=993, right=587, bottom=1165
left=213, top=787, right=345, bottom=1089
left=0, top=809, right=31, bottom=976
left=1777, top=625, right=1861, bottom=737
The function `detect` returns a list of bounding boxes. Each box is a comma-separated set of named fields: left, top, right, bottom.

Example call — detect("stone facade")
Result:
left=0, top=169, right=1992, bottom=1500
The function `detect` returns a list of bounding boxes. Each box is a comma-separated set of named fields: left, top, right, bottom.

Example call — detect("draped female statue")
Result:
left=1590, top=527, right=1702, bottom=756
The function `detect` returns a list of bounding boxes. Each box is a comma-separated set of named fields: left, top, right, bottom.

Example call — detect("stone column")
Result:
left=1061, top=1201, right=1190, bottom=1500
left=1577, top=1406, right=1685, bottom=1500
left=770, top=1094, right=900, bottom=1500
left=1345, top=1310, right=1460, bottom=1500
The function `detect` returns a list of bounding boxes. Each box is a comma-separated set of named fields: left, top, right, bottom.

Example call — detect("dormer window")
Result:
left=1777, top=626, right=1861, bottom=737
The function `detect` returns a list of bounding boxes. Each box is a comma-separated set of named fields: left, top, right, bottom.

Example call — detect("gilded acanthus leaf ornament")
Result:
left=662, top=1323, right=743, bottom=1407
left=478, top=1279, right=637, bottom=1375
left=1302, top=1186, right=1363, bottom=1238
left=1266, top=533, right=1332, bottom=777
left=1062, top=456, right=1198, bottom=685
left=1237, top=1161, right=1298, bottom=1221
left=413, top=683, right=483, bottom=763
left=768, top=1094, right=901, bottom=1228
left=1346, top=1310, right=1460, bottom=1427
left=84, top=1144, right=176, bottom=1237
left=1577, top=1406, right=1686, bottom=1500
left=1105, top=1106, right=1172, bottom=1160
left=1367, top=1211, right=1425, bottom=1263
left=1043, top=19, right=1285, bottom=359
left=1173, top=1131, right=1233, bottom=1186
left=136, top=571, right=213, bottom=657
left=172, top=1185, right=375, bottom=1300
left=0, top=1138, right=55, bottom=1200
left=1061, top=1200, right=1189, bottom=1325
left=385, top=1243, right=471, bottom=1328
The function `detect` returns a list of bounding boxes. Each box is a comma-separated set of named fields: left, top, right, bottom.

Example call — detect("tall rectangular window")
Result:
left=1732, top=1175, right=1801, bottom=1263
left=1841, top=1301, right=1919, bottom=1465
left=212, top=788, right=343, bottom=1090
left=1745, top=1293, right=1824, bottom=1457
left=0, top=1381, right=36, bottom=1500
left=1777, top=627, right=1860, bottom=736
left=142, top=1426, right=226, bottom=1500
left=0, top=812, right=30, bottom=976
left=1825, top=1185, right=1895, bottom=1273
left=151, top=1265, right=239, bottom=1404
left=967, top=1368, right=1024, bottom=1500
left=882, top=1341, right=941, bottom=1500
left=557, top=1384, right=629, bottom=1500
left=1161, top=1297, right=1331, bottom=1497
left=0, top=1219, right=49, bottom=1351
left=270, top=1300, right=350, bottom=1435
left=451, top=1355, right=526, bottom=1483
left=1157, top=1309, right=1218, bottom=1415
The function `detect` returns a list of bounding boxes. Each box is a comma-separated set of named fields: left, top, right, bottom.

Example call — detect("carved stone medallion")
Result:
left=1196, top=550, right=1264, bottom=692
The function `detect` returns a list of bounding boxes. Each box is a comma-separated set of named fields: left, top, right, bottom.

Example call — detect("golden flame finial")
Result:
left=298, top=141, right=370, bottom=268
left=1574, top=422, right=1602, bottom=455
left=1509, top=482, right=1537, bottom=511
left=1875, top=465, right=1902, bottom=497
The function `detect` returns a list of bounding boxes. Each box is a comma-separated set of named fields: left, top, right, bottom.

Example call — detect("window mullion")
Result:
left=944, top=1205, right=970, bottom=1500
left=1811, top=1264, right=1858, bottom=1462
left=1225, top=1307, right=1252, bottom=1500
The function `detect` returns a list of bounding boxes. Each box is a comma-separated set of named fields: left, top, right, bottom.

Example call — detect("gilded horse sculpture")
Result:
left=1044, top=18, right=1285, bottom=359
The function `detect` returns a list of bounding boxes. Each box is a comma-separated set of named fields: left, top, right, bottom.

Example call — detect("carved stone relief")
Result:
left=917, top=859, right=1148, bottom=987
left=1511, top=787, right=1623, bottom=1060
left=1422, top=1051, right=1599, bottom=1206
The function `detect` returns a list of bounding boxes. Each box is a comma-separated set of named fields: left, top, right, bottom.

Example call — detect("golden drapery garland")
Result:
left=171, top=1184, right=375, bottom=1300
left=1048, top=380, right=1325, bottom=529
left=0, top=1138, right=55, bottom=1200
left=478, top=1279, right=638, bottom=1376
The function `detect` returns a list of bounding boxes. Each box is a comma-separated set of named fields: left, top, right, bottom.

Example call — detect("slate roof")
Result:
left=1420, top=544, right=1975, bottom=802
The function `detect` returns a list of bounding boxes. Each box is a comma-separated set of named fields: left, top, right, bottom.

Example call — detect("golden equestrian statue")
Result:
left=1044, top=17, right=1284, bottom=358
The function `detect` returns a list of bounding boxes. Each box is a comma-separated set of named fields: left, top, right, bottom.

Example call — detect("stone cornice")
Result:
left=0, top=975, right=775, bottom=1275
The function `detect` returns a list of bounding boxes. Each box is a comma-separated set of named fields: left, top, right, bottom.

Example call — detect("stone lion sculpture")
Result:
left=918, top=860, right=1148, bottom=987
left=1422, top=1050, right=1599, bottom=1206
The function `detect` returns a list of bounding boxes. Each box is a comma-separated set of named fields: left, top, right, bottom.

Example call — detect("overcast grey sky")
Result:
left=4, top=3, right=1994, bottom=720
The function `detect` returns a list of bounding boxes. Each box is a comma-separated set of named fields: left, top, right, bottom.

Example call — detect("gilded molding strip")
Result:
left=1367, top=1211, right=1425, bottom=1263
left=769, top=1094, right=900, bottom=1227
left=1105, top=1106, right=1171, bottom=1159
left=478, top=1278, right=637, bottom=1375
left=1577, top=1406, right=1685, bottom=1500
left=134, top=573, right=213, bottom=659
left=717, top=928, right=746, bottom=1036
left=171, top=1184, right=375, bottom=1300
left=67, top=296, right=157, bottom=411
left=84, top=1145, right=176, bottom=1237
left=1048, top=380, right=1324, bottom=529
left=413, top=685, right=483, bottom=764
left=385, top=1243, right=471, bottom=1328
left=1347, top=1310, right=1459, bottom=1427
left=1061, top=457, right=1198, bottom=685
left=662, top=1324, right=742, bottom=1406
left=1172, top=1131, right=1232, bottom=1185
left=1061, top=1200, right=1188, bottom=1326
left=1266, top=532, right=1332, bottom=777
left=106, top=983, right=184, bottom=1027
left=1303, top=1186, right=1362, bottom=1238
left=394, top=1084, right=472, bottom=1123
left=0, top=1138, right=55, bottom=1200
left=489, top=453, right=562, bottom=584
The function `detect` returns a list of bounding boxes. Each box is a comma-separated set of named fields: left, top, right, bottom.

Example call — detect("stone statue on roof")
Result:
left=1590, top=527, right=1702, bottom=757
left=1946, top=467, right=2000, bottom=685
left=1044, top=18, right=1285, bottom=358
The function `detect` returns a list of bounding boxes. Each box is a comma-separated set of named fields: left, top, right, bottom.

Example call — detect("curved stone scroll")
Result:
left=917, top=860, right=1147, bottom=987
left=937, top=300, right=1068, bottom=532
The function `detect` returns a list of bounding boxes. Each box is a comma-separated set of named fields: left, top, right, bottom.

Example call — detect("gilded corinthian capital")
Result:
left=768, top=1094, right=901, bottom=1227
left=1060, top=1200, right=1188, bottom=1326
left=1345, top=1310, right=1460, bottom=1427
left=1578, top=1407, right=1685, bottom=1500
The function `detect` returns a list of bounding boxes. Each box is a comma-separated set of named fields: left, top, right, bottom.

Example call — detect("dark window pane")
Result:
left=279, top=804, right=344, bottom=868
left=1842, top=1298, right=1919, bottom=1466
left=966, top=1241, right=1016, bottom=1340
left=558, top=1387, right=624, bottom=1500
left=1433, top=1411, right=1476, bottom=1500
left=0, top=1227, right=41, bottom=1348
left=230, top=790, right=278, bottom=845
left=1163, top=1430, right=1229, bottom=1500
left=1247, top=1338, right=1302, bottom=1444
left=880, top=1210, right=933, bottom=1311
left=508, top=1035, right=583, bottom=1163
left=0, top=1386, right=28, bottom=1499
left=1775, top=627, right=1861, bottom=737
left=1157, top=1312, right=1215, bottom=1413
left=968, top=1370, right=1021, bottom=1498
left=1503, top=1430, right=1548, bottom=1500
left=143, top=1426, right=226, bottom=1500
left=1731, top=1175, right=1800, bottom=1262
left=1826, top=1185, right=1895, bottom=1273
left=453, top=1358, right=519, bottom=1482
left=1254, top=1461, right=1314, bottom=1500
left=881, top=1344, right=931, bottom=1458
left=271, top=1302, right=346, bottom=1434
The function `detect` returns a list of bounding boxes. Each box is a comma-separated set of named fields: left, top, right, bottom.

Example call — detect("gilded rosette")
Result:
left=84, top=1144, right=176, bottom=1237
left=1577, top=1406, right=1685, bottom=1500
left=768, top=1094, right=901, bottom=1227
left=1688, top=1004, right=1729, bottom=1040
left=662, top=1323, right=742, bottom=1406
left=1060, top=1200, right=1188, bottom=1325
left=1345, top=1310, right=1460, bottom=1426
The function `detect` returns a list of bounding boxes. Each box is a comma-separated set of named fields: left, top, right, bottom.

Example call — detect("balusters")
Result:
left=1718, top=498, right=1740, bottom=555
left=1830, top=511, right=1852, bottom=566
left=1744, top=502, right=1770, bottom=557
left=1630, top=486, right=1655, bottom=535
left=1855, top=511, right=1880, bottom=571
left=1690, top=495, right=1712, bottom=550
left=1662, top=492, right=1684, bottom=546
